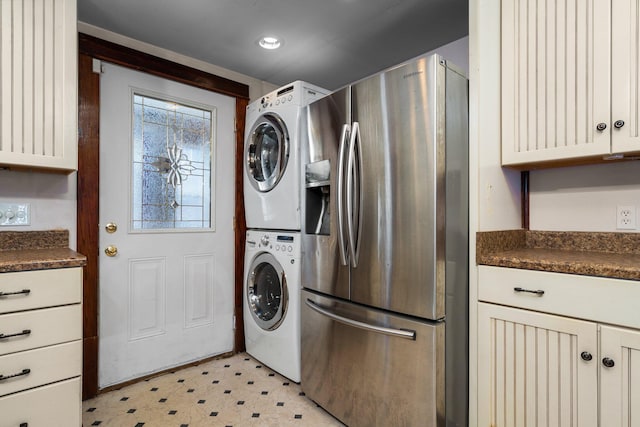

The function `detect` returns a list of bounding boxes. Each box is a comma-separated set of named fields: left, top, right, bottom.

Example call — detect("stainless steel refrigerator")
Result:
left=300, top=54, right=468, bottom=427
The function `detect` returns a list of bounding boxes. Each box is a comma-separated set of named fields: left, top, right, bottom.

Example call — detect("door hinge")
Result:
left=92, top=58, right=104, bottom=74
left=233, top=315, right=236, bottom=330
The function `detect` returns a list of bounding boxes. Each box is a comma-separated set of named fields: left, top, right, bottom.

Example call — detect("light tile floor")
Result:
left=83, top=353, right=344, bottom=427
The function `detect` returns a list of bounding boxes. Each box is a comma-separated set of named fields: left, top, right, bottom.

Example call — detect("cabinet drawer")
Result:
left=0, top=340, right=81, bottom=397
left=478, top=266, right=640, bottom=329
left=0, top=305, right=82, bottom=356
left=0, top=268, right=81, bottom=314
left=0, top=377, right=81, bottom=426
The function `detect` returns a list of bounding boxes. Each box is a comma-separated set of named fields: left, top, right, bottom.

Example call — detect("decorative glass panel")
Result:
left=131, top=93, right=214, bottom=230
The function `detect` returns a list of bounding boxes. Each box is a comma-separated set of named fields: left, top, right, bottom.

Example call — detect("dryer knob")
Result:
left=261, top=235, right=269, bottom=246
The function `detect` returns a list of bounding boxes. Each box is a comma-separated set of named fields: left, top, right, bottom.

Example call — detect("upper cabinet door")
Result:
left=611, top=0, right=640, bottom=154
left=0, top=0, right=77, bottom=172
left=501, top=0, right=612, bottom=167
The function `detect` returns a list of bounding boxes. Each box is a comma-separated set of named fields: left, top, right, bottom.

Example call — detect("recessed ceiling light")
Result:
left=258, top=36, right=282, bottom=50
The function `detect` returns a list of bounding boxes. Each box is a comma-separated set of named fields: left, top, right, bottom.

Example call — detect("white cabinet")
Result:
left=501, top=0, right=640, bottom=167
left=478, top=303, right=598, bottom=427
left=0, top=0, right=77, bottom=171
left=477, top=266, right=640, bottom=426
left=0, top=267, right=82, bottom=426
left=600, top=325, right=640, bottom=427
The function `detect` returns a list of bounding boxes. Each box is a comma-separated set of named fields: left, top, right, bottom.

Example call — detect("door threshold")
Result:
left=93, top=351, right=235, bottom=398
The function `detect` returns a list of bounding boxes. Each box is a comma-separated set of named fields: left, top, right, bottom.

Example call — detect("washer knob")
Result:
left=261, top=235, right=269, bottom=246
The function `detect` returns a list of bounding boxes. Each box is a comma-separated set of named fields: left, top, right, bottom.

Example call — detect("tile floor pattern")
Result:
left=82, top=353, right=344, bottom=427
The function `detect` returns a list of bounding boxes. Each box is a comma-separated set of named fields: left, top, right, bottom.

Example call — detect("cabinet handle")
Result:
left=20, top=423, right=28, bottom=427
left=0, top=289, right=31, bottom=298
left=614, top=120, right=625, bottom=129
left=513, top=287, right=545, bottom=296
left=580, top=351, right=593, bottom=361
left=602, top=357, right=615, bottom=368
left=596, top=122, right=607, bottom=131
left=0, top=368, right=31, bottom=381
left=0, top=329, right=31, bottom=340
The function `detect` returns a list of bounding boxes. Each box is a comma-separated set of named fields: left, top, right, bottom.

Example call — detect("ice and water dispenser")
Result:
left=305, top=160, right=330, bottom=235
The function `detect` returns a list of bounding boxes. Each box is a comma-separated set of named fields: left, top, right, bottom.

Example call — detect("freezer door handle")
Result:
left=305, top=298, right=416, bottom=340
left=337, top=123, right=350, bottom=266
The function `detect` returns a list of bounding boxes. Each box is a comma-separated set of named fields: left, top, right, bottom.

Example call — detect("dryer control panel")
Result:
left=246, top=230, right=300, bottom=259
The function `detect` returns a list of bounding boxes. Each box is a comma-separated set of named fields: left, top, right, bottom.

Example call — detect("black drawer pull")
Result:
left=0, top=289, right=31, bottom=298
left=514, top=287, right=545, bottom=296
left=20, top=423, right=28, bottom=427
left=0, top=368, right=31, bottom=381
left=0, top=329, right=31, bottom=340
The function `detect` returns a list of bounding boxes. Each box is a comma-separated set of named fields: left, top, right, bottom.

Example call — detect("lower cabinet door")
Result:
left=600, top=325, right=640, bottom=427
left=0, top=377, right=81, bottom=426
left=477, top=303, right=598, bottom=427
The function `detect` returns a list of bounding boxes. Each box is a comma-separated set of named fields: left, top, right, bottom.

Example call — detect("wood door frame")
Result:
left=77, top=33, right=249, bottom=400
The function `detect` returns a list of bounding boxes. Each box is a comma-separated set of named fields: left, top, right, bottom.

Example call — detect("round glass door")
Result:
left=247, top=253, right=288, bottom=330
left=245, top=112, right=289, bottom=192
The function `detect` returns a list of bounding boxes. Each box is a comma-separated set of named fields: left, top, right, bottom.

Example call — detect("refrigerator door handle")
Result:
left=337, top=123, right=350, bottom=266
left=346, top=121, right=361, bottom=268
left=305, top=298, right=417, bottom=340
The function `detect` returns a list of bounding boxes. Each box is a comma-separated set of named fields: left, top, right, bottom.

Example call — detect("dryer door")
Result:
left=245, top=112, right=290, bottom=192
left=246, top=252, right=289, bottom=330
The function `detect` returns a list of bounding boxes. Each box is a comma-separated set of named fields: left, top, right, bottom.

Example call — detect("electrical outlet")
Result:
left=616, top=205, right=636, bottom=230
left=0, top=202, right=31, bottom=226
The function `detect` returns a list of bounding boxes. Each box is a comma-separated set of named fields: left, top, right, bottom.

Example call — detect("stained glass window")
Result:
left=131, top=93, right=214, bottom=230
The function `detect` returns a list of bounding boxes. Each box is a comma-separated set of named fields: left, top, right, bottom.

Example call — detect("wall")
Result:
left=530, top=162, right=640, bottom=232
left=423, top=36, right=469, bottom=76
left=0, top=169, right=78, bottom=248
left=78, top=23, right=279, bottom=102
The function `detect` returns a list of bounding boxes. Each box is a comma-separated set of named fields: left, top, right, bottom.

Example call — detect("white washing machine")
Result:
left=243, top=229, right=301, bottom=382
left=244, top=81, right=327, bottom=231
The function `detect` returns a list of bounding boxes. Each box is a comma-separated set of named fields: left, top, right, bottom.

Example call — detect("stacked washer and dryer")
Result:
left=242, top=81, right=327, bottom=382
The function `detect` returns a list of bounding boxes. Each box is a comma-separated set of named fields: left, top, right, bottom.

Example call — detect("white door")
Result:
left=600, top=324, right=640, bottom=426
left=98, top=62, right=235, bottom=387
left=477, top=303, right=598, bottom=427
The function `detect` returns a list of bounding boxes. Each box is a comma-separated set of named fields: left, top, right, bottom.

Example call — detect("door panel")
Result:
left=301, top=289, right=444, bottom=427
left=350, top=57, right=443, bottom=320
left=301, top=88, right=350, bottom=300
left=611, top=0, right=640, bottom=153
left=600, top=325, right=640, bottom=426
left=98, top=62, right=235, bottom=387
left=477, top=303, right=598, bottom=427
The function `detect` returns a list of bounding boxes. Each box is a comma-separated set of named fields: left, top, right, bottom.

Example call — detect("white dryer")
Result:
left=243, top=229, right=301, bottom=382
left=244, top=81, right=327, bottom=230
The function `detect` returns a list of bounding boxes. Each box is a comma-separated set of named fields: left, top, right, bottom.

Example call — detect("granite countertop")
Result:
left=0, top=230, right=86, bottom=273
left=476, top=230, right=640, bottom=281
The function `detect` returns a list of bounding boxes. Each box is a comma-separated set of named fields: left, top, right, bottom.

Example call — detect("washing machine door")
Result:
left=245, top=112, right=289, bottom=192
left=246, top=252, right=289, bottom=330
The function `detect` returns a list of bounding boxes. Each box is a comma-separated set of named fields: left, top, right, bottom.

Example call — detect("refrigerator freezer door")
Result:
left=301, top=289, right=445, bottom=427
left=301, top=88, right=350, bottom=300
left=350, top=55, right=446, bottom=320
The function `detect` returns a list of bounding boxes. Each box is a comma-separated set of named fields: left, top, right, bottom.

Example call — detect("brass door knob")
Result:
left=105, top=222, right=118, bottom=233
left=104, top=246, right=118, bottom=257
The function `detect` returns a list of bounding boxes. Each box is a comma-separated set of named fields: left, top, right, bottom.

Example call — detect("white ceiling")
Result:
left=77, top=0, right=468, bottom=91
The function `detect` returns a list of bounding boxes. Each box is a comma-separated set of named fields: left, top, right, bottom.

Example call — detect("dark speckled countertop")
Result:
left=476, top=230, right=640, bottom=281
left=0, top=230, right=86, bottom=273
